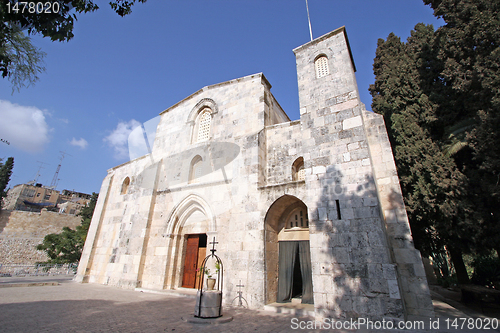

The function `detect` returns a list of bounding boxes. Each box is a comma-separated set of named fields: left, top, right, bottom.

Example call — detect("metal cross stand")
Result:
left=232, top=280, right=248, bottom=308
left=195, top=237, right=224, bottom=318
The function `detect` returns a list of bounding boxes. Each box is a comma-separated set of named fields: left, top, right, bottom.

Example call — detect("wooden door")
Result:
left=182, top=235, right=200, bottom=288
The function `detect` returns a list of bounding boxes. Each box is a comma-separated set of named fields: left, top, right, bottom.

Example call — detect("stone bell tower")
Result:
left=293, top=27, right=435, bottom=320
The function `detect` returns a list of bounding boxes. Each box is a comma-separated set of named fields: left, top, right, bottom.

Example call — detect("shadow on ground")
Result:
left=0, top=296, right=312, bottom=333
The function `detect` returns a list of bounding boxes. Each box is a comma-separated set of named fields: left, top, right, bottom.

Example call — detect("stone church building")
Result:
left=76, top=27, right=434, bottom=320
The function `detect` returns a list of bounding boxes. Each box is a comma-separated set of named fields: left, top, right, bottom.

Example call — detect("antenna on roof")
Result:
left=28, top=161, right=49, bottom=185
left=50, top=151, right=72, bottom=188
left=305, top=0, right=313, bottom=41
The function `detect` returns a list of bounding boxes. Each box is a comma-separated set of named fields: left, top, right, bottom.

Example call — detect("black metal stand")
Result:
left=194, top=237, right=223, bottom=318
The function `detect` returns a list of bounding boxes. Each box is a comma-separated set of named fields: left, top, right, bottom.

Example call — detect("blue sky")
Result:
left=0, top=0, right=442, bottom=195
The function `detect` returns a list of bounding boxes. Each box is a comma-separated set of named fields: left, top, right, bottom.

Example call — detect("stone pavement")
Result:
left=0, top=277, right=498, bottom=333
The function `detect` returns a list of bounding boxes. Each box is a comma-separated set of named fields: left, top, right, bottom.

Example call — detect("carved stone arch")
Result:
left=264, top=194, right=311, bottom=304
left=314, top=53, right=330, bottom=78
left=313, top=52, right=329, bottom=62
left=165, top=193, right=216, bottom=235
left=186, top=98, right=219, bottom=124
left=264, top=194, right=307, bottom=232
left=187, top=98, right=219, bottom=143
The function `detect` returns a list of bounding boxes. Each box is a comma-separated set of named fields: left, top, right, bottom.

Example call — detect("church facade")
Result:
left=76, top=27, right=434, bottom=320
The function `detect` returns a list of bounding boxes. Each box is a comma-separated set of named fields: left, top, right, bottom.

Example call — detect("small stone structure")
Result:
left=195, top=290, right=223, bottom=318
left=76, top=27, right=434, bottom=320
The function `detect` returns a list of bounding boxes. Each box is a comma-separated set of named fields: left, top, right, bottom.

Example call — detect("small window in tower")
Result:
left=196, top=109, right=212, bottom=142
left=315, top=55, right=329, bottom=78
left=292, top=157, right=305, bottom=181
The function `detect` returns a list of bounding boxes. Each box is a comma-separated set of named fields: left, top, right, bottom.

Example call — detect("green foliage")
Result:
left=1, top=0, right=147, bottom=90
left=424, top=0, right=500, bottom=256
left=109, top=0, right=148, bottom=17
left=437, top=274, right=457, bottom=289
left=76, top=192, right=97, bottom=243
left=0, top=157, right=14, bottom=210
left=369, top=23, right=475, bottom=259
left=37, top=192, right=98, bottom=264
left=370, top=0, right=500, bottom=272
left=470, top=254, right=500, bottom=287
left=36, top=226, right=82, bottom=264
left=0, top=26, right=46, bottom=92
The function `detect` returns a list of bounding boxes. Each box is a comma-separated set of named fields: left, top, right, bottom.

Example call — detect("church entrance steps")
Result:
left=263, top=302, right=315, bottom=317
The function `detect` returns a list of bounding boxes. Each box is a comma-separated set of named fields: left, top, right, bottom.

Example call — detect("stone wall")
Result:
left=0, top=209, right=81, bottom=264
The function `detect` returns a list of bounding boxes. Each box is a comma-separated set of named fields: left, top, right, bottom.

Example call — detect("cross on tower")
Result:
left=209, top=237, right=218, bottom=255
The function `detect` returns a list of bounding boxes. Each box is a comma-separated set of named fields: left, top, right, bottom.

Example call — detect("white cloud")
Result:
left=0, top=100, right=50, bottom=153
left=70, top=137, right=88, bottom=149
left=104, top=119, right=141, bottom=160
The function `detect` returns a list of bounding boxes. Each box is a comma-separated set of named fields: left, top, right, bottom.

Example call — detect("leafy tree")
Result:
left=1, top=25, right=46, bottom=91
left=36, top=227, right=82, bottom=264
left=37, top=192, right=98, bottom=264
left=370, top=0, right=500, bottom=283
left=1, top=0, right=147, bottom=90
left=0, top=157, right=14, bottom=210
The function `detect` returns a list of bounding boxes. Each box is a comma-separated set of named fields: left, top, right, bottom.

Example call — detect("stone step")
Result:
left=263, top=302, right=315, bottom=317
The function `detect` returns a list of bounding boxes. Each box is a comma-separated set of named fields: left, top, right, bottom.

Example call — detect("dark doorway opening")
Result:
left=277, top=241, right=313, bottom=304
left=292, top=247, right=303, bottom=298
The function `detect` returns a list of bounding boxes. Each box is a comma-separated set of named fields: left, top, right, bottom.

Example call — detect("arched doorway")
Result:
left=162, top=194, right=215, bottom=290
left=265, top=195, right=313, bottom=304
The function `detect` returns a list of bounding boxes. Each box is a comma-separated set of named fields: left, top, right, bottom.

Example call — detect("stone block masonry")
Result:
left=0, top=210, right=81, bottom=264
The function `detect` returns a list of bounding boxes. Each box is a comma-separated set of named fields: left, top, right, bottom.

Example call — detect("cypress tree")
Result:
left=424, top=0, right=500, bottom=257
left=0, top=157, right=14, bottom=210
left=370, top=23, right=475, bottom=283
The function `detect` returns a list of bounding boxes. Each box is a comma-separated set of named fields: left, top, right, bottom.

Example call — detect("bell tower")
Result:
left=291, top=27, right=435, bottom=320
left=293, top=26, right=361, bottom=118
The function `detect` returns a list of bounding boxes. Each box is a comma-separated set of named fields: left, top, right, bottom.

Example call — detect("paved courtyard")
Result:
left=0, top=277, right=498, bottom=333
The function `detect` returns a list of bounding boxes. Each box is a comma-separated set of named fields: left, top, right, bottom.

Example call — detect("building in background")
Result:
left=3, top=183, right=90, bottom=215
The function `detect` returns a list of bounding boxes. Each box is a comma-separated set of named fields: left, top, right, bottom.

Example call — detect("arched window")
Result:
left=315, top=55, right=329, bottom=78
left=196, top=109, right=212, bottom=143
left=121, top=177, right=130, bottom=194
left=285, top=207, right=309, bottom=229
left=292, top=157, right=305, bottom=181
left=189, top=155, right=203, bottom=184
